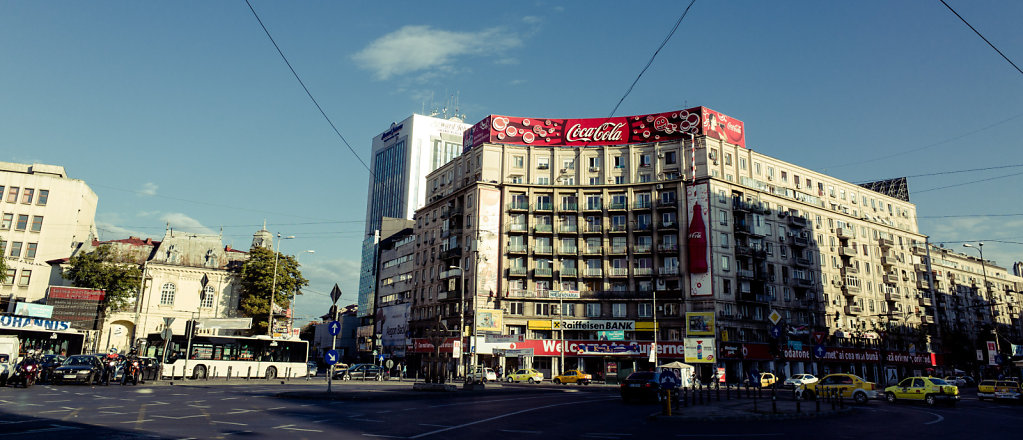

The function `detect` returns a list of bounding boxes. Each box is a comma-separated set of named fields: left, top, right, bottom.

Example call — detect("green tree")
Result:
left=238, top=246, right=308, bottom=336
left=0, top=237, right=7, bottom=284
left=62, top=245, right=143, bottom=313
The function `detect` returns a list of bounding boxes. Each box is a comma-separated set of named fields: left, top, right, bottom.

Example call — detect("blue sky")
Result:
left=2, top=1, right=1021, bottom=323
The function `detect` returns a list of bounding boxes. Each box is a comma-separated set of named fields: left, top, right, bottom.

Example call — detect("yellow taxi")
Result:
left=758, top=372, right=777, bottom=388
left=884, top=376, right=959, bottom=406
left=505, top=368, right=544, bottom=384
left=977, top=380, right=1021, bottom=400
left=553, top=369, right=592, bottom=385
left=794, top=373, right=878, bottom=404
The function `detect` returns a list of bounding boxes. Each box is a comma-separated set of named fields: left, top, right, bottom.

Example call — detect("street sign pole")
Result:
left=328, top=283, right=342, bottom=394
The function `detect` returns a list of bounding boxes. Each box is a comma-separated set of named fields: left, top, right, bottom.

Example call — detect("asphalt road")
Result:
left=0, top=380, right=1019, bottom=439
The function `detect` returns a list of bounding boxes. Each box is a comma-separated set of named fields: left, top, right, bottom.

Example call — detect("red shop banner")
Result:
left=407, top=338, right=458, bottom=354
left=462, top=106, right=745, bottom=150
left=505, top=339, right=686, bottom=358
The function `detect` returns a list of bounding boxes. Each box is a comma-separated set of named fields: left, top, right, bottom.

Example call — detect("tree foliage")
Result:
left=238, top=246, right=309, bottom=336
left=0, top=239, right=7, bottom=283
left=62, top=245, right=143, bottom=313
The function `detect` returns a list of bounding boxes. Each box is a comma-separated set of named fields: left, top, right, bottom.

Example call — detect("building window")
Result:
left=201, top=285, right=215, bottom=308
left=612, top=303, right=627, bottom=318
left=561, top=302, right=575, bottom=317
left=6, top=187, right=19, bottom=203
left=563, top=159, right=575, bottom=170
left=15, top=214, right=28, bottom=231
left=585, top=303, right=601, bottom=317
left=3, top=269, right=14, bottom=285
left=638, top=303, right=652, bottom=318
left=534, top=303, right=550, bottom=316
left=739, top=157, right=747, bottom=170
left=724, top=153, right=732, bottom=166
left=25, top=243, right=37, bottom=259
left=588, top=156, right=601, bottom=169
left=9, top=242, right=22, bottom=257
left=30, top=216, right=43, bottom=232
left=18, top=270, right=31, bottom=287
left=721, top=255, right=730, bottom=271
left=1, top=213, right=11, bottom=230
left=723, top=279, right=731, bottom=295
left=21, top=188, right=34, bottom=204
left=614, top=156, right=625, bottom=168
left=719, top=209, right=728, bottom=226
left=639, top=174, right=651, bottom=183
left=720, top=232, right=728, bottom=248
left=537, top=176, right=550, bottom=185
left=508, top=302, right=523, bottom=315
left=160, top=283, right=176, bottom=305
left=537, top=157, right=550, bottom=169
left=665, top=151, right=677, bottom=165
left=589, top=177, right=600, bottom=185
left=640, top=154, right=651, bottom=167
left=513, top=155, right=524, bottom=168
left=614, top=175, right=627, bottom=184
left=37, top=190, right=48, bottom=205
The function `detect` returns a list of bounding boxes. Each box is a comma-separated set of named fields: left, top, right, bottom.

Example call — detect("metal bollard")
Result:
left=171, top=365, right=176, bottom=379
left=698, top=385, right=704, bottom=405
left=227, top=366, right=231, bottom=381
left=683, top=388, right=689, bottom=407
left=815, top=392, right=821, bottom=413
left=796, top=399, right=801, bottom=413
left=839, top=391, right=844, bottom=409
left=247, top=366, right=252, bottom=380
left=753, top=389, right=758, bottom=412
left=211, top=367, right=216, bottom=379
left=772, top=394, right=777, bottom=414
left=716, top=382, right=720, bottom=401
left=831, top=390, right=837, bottom=410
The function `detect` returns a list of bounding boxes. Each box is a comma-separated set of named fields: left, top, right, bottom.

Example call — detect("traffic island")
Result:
left=413, top=383, right=458, bottom=392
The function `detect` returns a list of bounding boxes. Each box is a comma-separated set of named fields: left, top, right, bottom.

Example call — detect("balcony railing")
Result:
left=559, top=246, right=578, bottom=255
left=836, top=228, right=854, bottom=240
left=533, top=245, right=553, bottom=254
left=534, top=225, right=553, bottom=233
left=634, top=245, right=652, bottom=253
left=509, top=267, right=528, bottom=276
left=560, top=268, right=578, bottom=277
left=584, top=268, right=604, bottom=277
left=559, top=224, right=578, bottom=233
left=633, top=201, right=652, bottom=209
left=507, top=244, right=527, bottom=253
left=534, top=203, right=553, bottom=211
left=609, top=246, right=628, bottom=254
left=609, top=268, right=628, bottom=277
left=657, top=244, right=679, bottom=252
left=659, top=221, right=678, bottom=229
left=584, top=204, right=603, bottom=211
left=560, top=203, right=578, bottom=211
left=788, top=216, right=807, bottom=228
left=658, top=267, right=680, bottom=276
left=839, top=246, right=857, bottom=257
left=609, top=202, right=628, bottom=210
left=609, top=224, right=628, bottom=233
left=737, top=269, right=755, bottom=279
left=508, top=201, right=529, bottom=210
left=634, top=267, right=653, bottom=276
left=534, top=268, right=553, bottom=277
left=509, top=223, right=528, bottom=232
left=583, top=247, right=603, bottom=255
left=845, top=305, right=863, bottom=315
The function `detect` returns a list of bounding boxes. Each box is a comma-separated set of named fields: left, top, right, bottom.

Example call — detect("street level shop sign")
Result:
left=552, top=319, right=634, bottom=331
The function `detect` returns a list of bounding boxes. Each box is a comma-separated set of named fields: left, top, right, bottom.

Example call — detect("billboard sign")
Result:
left=378, top=303, right=410, bottom=348
left=475, top=308, right=504, bottom=333
left=14, top=303, right=53, bottom=319
left=684, top=338, right=716, bottom=363
left=552, top=319, right=635, bottom=331
left=463, top=107, right=745, bottom=151
left=597, top=330, right=625, bottom=341
left=687, top=182, right=713, bottom=296
left=685, top=312, right=715, bottom=336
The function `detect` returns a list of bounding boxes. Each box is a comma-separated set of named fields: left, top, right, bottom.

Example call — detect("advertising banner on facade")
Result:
left=475, top=308, right=503, bottom=333
left=552, top=319, right=635, bottom=331
left=378, top=303, right=410, bottom=349
left=686, top=182, right=713, bottom=296
left=463, top=107, right=745, bottom=151
left=684, top=338, right=716, bottom=363
left=597, top=330, right=625, bottom=341
left=0, top=314, right=72, bottom=332
left=14, top=303, right=53, bottom=319
left=685, top=312, right=715, bottom=336
left=478, top=187, right=502, bottom=306
left=505, top=339, right=686, bottom=358
left=987, top=341, right=998, bottom=366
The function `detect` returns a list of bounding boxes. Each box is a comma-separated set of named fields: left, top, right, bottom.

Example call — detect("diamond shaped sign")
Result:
left=768, top=310, right=782, bottom=325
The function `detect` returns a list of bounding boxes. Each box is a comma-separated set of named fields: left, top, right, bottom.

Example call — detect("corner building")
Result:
left=409, top=108, right=933, bottom=384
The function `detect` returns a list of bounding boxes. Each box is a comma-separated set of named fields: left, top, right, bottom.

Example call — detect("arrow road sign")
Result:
left=328, top=320, right=341, bottom=336
left=769, top=325, right=782, bottom=339
left=814, top=344, right=827, bottom=358
left=659, top=370, right=680, bottom=389
left=330, top=284, right=343, bottom=305
left=324, top=349, right=339, bottom=366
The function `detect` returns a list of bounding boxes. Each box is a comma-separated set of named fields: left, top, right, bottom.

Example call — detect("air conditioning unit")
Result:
left=767, top=176, right=773, bottom=181
left=657, top=152, right=664, bottom=158
left=656, top=183, right=664, bottom=189
left=560, top=169, right=567, bottom=173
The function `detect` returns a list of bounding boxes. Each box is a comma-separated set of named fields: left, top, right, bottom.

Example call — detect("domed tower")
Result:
left=251, top=220, right=274, bottom=251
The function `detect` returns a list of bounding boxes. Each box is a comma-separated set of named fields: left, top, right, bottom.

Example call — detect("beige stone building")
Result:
left=0, top=162, right=98, bottom=309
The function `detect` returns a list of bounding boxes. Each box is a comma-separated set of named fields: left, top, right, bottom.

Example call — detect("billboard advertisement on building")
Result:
left=684, top=338, right=716, bottom=363
left=46, top=286, right=105, bottom=330
left=475, top=308, right=503, bottom=334
left=687, top=182, right=713, bottom=296
left=462, top=107, right=745, bottom=151
left=685, top=312, right=715, bottom=336
left=377, top=303, right=410, bottom=354
left=477, top=187, right=501, bottom=305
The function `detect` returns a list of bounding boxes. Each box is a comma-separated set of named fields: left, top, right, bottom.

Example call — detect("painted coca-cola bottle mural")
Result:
left=687, top=202, right=708, bottom=273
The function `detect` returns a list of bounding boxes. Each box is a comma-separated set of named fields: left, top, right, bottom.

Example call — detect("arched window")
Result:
left=160, top=283, right=176, bottom=305
left=201, top=285, right=215, bottom=308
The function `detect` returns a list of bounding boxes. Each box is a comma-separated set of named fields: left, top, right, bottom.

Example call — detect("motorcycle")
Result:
left=121, top=358, right=141, bottom=386
left=10, top=357, right=40, bottom=388
left=103, top=357, right=120, bottom=386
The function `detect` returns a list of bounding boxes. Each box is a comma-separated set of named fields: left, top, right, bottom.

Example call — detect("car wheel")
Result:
left=553, top=378, right=561, bottom=384
left=265, top=367, right=277, bottom=380
left=193, top=365, right=207, bottom=380
left=528, top=377, right=536, bottom=384
left=374, top=374, right=382, bottom=381
left=854, top=391, right=868, bottom=405
left=925, top=394, right=936, bottom=406
left=886, top=392, right=897, bottom=404
left=343, top=374, right=351, bottom=381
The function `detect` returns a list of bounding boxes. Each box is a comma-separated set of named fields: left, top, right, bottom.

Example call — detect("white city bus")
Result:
left=146, top=334, right=308, bottom=380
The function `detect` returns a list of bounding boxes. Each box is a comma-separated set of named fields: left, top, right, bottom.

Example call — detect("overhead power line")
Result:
left=939, top=0, right=1023, bottom=77
left=913, top=169, right=1023, bottom=193
left=855, top=163, right=1023, bottom=183
left=244, top=0, right=372, bottom=175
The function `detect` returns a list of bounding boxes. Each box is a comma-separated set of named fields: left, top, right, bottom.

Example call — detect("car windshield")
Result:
left=64, top=356, right=93, bottom=366
left=627, top=372, right=655, bottom=381
left=929, top=378, right=949, bottom=385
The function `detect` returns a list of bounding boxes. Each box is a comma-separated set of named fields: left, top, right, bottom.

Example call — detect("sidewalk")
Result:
left=650, top=390, right=855, bottom=421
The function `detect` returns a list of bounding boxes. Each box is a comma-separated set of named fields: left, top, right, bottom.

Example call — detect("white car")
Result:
left=784, top=373, right=818, bottom=388
left=467, top=366, right=497, bottom=384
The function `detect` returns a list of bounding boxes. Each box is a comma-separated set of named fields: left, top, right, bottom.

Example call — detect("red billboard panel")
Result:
left=462, top=106, right=745, bottom=150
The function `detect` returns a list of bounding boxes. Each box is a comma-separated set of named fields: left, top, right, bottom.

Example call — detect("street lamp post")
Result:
left=448, top=266, right=465, bottom=380
left=963, top=242, right=1000, bottom=354
left=267, top=233, right=295, bottom=337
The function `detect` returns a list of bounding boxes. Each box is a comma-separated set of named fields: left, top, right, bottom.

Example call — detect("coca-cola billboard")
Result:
left=462, top=107, right=745, bottom=151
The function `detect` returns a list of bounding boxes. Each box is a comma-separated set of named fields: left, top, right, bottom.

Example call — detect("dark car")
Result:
left=334, top=364, right=386, bottom=381
left=52, top=355, right=105, bottom=385
left=620, top=371, right=680, bottom=404
left=138, top=357, right=161, bottom=381
left=38, top=354, right=66, bottom=384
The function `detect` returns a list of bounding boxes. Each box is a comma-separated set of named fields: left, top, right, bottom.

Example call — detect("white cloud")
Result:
left=139, top=182, right=158, bottom=196
left=353, top=25, right=521, bottom=80
left=160, top=212, right=215, bottom=235
left=96, top=221, right=149, bottom=241
left=522, top=16, right=542, bottom=24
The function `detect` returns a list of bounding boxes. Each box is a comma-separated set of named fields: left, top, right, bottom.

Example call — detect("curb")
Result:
left=648, top=405, right=856, bottom=422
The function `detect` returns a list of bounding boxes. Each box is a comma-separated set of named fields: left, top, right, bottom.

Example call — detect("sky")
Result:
left=2, top=1, right=1022, bottom=324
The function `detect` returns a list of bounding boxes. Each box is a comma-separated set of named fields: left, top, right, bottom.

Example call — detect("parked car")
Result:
left=0, top=354, right=12, bottom=387
left=756, top=373, right=777, bottom=388
left=620, top=371, right=680, bottom=403
left=943, top=376, right=968, bottom=387
left=335, top=364, right=386, bottom=381
left=505, top=368, right=544, bottom=384
left=794, top=373, right=878, bottom=404
left=884, top=377, right=959, bottom=406
left=993, top=381, right=1022, bottom=401
left=783, top=373, right=818, bottom=388
left=138, top=357, right=161, bottom=382
left=38, top=355, right=67, bottom=384
left=466, top=366, right=497, bottom=384
left=52, top=355, right=105, bottom=385
left=553, top=369, right=592, bottom=385
left=976, top=380, right=1019, bottom=400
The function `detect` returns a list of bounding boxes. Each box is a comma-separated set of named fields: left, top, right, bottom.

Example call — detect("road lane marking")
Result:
left=0, top=420, right=34, bottom=424
left=212, top=420, right=248, bottom=426
left=273, top=424, right=323, bottom=432
left=39, top=409, right=73, bottom=414
left=352, top=419, right=384, bottom=423
left=152, top=414, right=205, bottom=420
left=43, top=400, right=70, bottom=403
left=410, top=397, right=616, bottom=439
left=419, top=424, right=450, bottom=428
left=676, top=435, right=783, bottom=438
left=923, top=411, right=945, bottom=425
left=226, top=409, right=259, bottom=414
left=220, top=397, right=240, bottom=400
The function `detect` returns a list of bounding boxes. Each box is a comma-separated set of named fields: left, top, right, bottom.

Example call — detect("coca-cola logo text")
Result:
left=688, top=232, right=703, bottom=239
left=565, top=122, right=625, bottom=142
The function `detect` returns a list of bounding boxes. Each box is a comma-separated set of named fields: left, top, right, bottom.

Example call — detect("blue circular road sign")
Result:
left=328, top=321, right=341, bottom=336
left=659, top=370, right=680, bottom=389
left=324, top=349, right=340, bottom=366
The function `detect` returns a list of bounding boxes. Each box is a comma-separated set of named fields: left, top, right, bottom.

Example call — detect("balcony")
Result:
left=609, top=268, right=628, bottom=277
left=609, top=245, right=628, bottom=255
left=738, top=269, right=756, bottom=280
left=533, top=245, right=553, bottom=255
left=508, top=201, right=529, bottom=211
left=560, top=268, right=578, bottom=278
left=883, top=274, right=899, bottom=284
left=558, top=246, right=578, bottom=255
left=534, top=225, right=554, bottom=234
left=886, top=291, right=903, bottom=302
left=633, top=201, right=652, bottom=210
left=841, top=265, right=859, bottom=275
left=559, top=224, right=579, bottom=233
left=842, top=284, right=862, bottom=295
left=919, top=296, right=933, bottom=307
left=733, top=200, right=753, bottom=212
left=657, top=199, right=678, bottom=209
left=658, top=267, right=680, bottom=276
left=914, top=263, right=929, bottom=272
left=584, top=203, right=603, bottom=212
left=634, top=244, right=652, bottom=254
left=879, top=237, right=894, bottom=248
left=788, top=216, right=808, bottom=228
left=509, top=223, right=528, bottom=233
left=791, top=236, right=809, bottom=247
left=738, top=292, right=769, bottom=304
left=609, top=224, right=628, bottom=233
left=560, top=203, right=578, bottom=211
left=911, top=244, right=928, bottom=255
left=534, top=268, right=553, bottom=277
left=658, top=221, right=678, bottom=230
left=845, top=305, right=863, bottom=315
left=633, top=223, right=652, bottom=232
left=880, top=256, right=896, bottom=267
left=583, top=224, right=603, bottom=234
left=608, top=202, right=628, bottom=211
left=534, top=202, right=553, bottom=212
left=839, top=246, right=858, bottom=257
left=583, top=247, right=603, bottom=255
left=634, top=267, right=653, bottom=276
left=440, top=248, right=462, bottom=259
left=437, top=290, right=459, bottom=301
left=584, top=268, right=604, bottom=277
left=734, top=224, right=765, bottom=237
left=657, top=243, right=679, bottom=253
left=916, top=278, right=931, bottom=289
left=836, top=228, right=854, bottom=240
left=507, top=244, right=527, bottom=254
left=509, top=267, right=528, bottom=277
left=794, top=277, right=813, bottom=287
left=794, top=257, right=811, bottom=267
